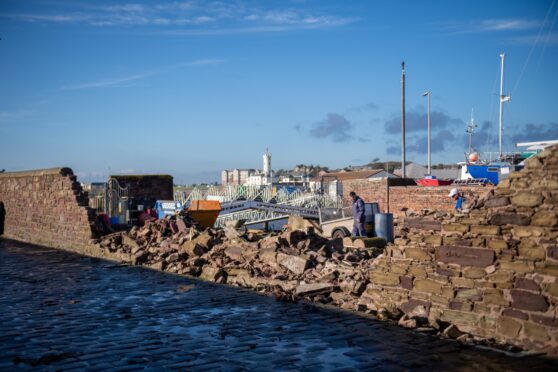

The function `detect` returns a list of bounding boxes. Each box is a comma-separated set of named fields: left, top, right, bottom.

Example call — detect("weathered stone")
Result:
left=399, top=299, right=431, bottom=317
left=531, top=314, right=558, bottom=328
left=408, top=266, right=427, bottom=278
left=455, top=288, right=480, bottom=301
left=498, top=316, right=522, bottom=338
left=277, top=252, right=308, bottom=275
left=370, top=271, right=400, bottom=286
left=423, top=234, right=442, bottom=246
left=399, top=275, right=413, bottom=290
left=511, top=191, right=543, bottom=207
left=471, top=225, right=501, bottom=236
left=436, top=267, right=455, bottom=277
left=404, top=218, right=441, bottom=231
left=546, top=282, right=558, bottom=297
left=339, top=279, right=366, bottom=295
left=449, top=301, right=471, bottom=311
left=414, top=279, right=442, bottom=294
left=295, top=282, right=334, bottom=296
left=404, top=248, right=431, bottom=261
left=441, top=310, right=480, bottom=327
left=501, top=308, right=528, bottom=320
left=443, top=324, right=464, bottom=339
left=548, top=245, right=558, bottom=260
left=131, top=251, right=149, bottom=265
left=436, top=246, right=494, bottom=267
left=487, top=240, right=508, bottom=251
left=182, top=241, right=207, bottom=257
left=224, top=246, right=244, bottom=262
left=499, top=260, right=534, bottom=273
left=531, top=211, right=558, bottom=227
left=518, top=242, right=546, bottom=260
left=483, top=289, right=508, bottom=306
left=484, top=197, right=510, bottom=208
left=150, top=260, right=167, bottom=271
left=523, top=322, right=550, bottom=343
left=510, top=289, right=549, bottom=312
left=490, top=213, right=530, bottom=226
left=442, top=224, right=470, bottom=233
left=199, top=266, right=225, bottom=282
left=122, top=234, right=140, bottom=250
left=463, top=267, right=486, bottom=279
left=452, top=277, right=475, bottom=288
left=515, top=278, right=540, bottom=292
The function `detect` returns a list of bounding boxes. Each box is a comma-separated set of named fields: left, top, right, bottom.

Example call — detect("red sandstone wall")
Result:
left=363, top=145, right=558, bottom=354
left=343, top=178, right=493, bottom=215
left=0, top=168, right=97, bottom=250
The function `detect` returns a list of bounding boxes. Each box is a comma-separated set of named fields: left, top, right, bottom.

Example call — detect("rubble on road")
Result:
left=94, top=211, right=387, bottom=310
left=92, top=210, right=478, bottom=345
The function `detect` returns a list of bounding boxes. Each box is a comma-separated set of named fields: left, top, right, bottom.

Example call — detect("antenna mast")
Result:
left=465, top=108, right=477, bottom=153
left=498, top=53, right=510, bottom=157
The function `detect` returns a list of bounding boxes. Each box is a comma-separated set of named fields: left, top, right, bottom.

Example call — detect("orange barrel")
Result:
left=188, top=200, right=222, bottom=229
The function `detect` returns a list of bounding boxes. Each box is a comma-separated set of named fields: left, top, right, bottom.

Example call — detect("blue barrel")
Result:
left=374, top=213, right=394, bottom=243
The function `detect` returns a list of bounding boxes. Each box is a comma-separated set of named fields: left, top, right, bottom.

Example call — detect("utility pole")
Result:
left=498, top=53, right=510, bottom=157
left=423, top=91, right=431, bottom=175
left=401, top=61, right=406, bottom=178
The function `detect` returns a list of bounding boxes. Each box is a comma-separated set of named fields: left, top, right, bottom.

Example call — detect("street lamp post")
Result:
left=422, top=91, right=431, bottom=175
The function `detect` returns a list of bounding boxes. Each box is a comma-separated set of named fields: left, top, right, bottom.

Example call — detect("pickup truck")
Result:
left=318, top=203, right=380, bottom=239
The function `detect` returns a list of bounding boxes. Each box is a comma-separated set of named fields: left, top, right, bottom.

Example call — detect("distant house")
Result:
left=310, top=169, right=397, bottom=198
left=394, top=162, right=458, bottom=179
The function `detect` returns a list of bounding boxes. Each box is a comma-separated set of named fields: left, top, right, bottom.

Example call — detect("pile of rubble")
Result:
left=97, top=213, right=386, bottom=310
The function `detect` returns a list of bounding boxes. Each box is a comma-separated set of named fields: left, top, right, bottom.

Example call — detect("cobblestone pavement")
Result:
left=1, top=240, right=557, bottom=371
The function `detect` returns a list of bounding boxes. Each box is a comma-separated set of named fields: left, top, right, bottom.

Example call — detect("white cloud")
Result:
left=61, top=59, right=226, bottom=90
left=1, top=2, right=355, bottom=33
left=444, top=18, right=541, bottom=34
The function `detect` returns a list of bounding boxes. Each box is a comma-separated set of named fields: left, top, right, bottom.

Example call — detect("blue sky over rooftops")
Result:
left=1, top=0, right=557, bottom=184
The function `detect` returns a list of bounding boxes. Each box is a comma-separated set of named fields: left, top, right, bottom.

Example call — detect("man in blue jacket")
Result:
left=349, top=191, right=366, bottom=237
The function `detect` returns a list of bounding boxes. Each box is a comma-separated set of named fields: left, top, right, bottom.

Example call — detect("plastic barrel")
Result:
left=374, top=213, right=394, bottom=243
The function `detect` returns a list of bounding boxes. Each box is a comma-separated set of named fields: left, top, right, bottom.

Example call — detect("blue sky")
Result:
left=1, top=0, right=557, bottom=184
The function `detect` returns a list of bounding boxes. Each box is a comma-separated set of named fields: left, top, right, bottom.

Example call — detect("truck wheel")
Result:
left=332, top=228, right=349, bottom=239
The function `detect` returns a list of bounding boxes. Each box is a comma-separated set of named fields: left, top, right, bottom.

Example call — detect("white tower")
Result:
left=263, top=149, right=271, bottom=177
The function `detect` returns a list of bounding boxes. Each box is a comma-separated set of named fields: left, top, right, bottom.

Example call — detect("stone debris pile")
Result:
left=97, top=214, right=386, bottom=309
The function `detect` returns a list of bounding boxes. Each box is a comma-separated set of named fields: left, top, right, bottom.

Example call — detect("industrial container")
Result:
left=188, top=200, right=222, bottom=229
left=374, top=213, right=394, bottom=243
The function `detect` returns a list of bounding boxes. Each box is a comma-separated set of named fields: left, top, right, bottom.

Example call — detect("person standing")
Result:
left=349, top=191, right=366, bottom=236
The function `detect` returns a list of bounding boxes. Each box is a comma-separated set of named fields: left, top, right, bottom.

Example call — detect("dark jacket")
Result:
left=352, top=196, right=365, bottom=223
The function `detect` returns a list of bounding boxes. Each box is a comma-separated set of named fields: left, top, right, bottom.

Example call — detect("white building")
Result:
left=221, top=149, right=276, bottom=186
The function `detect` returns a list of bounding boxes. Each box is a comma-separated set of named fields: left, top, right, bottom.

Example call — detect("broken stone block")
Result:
left=150, top=260, right=167, bottom=271
left=180, top=240, right=207, bottom=257
left=224, top=246, right=244, bottom=262
left=295, top=282, right=334, bottom=296
left=277, top=252, right=308, bottom=275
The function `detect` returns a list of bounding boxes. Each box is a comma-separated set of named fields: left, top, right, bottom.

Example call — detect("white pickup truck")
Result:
left=318, top=203, right=380, bottom=239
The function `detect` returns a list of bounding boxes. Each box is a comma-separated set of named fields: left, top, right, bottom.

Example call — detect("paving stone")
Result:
left=1, top=240, right=557, bottom=370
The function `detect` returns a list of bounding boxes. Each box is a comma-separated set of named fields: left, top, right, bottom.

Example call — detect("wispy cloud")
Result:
left=61, top=58, right=225, bottom=90
left=0, top=109, right=35, bottom=123
left=310, top=113, right=354, bottom=143
left=1, top=2, right=355, bottom=34
left=444, top=18, right=541, bottom=34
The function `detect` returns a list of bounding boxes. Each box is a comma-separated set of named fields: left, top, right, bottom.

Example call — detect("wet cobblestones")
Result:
left=1, top=239, right=557, bottom=371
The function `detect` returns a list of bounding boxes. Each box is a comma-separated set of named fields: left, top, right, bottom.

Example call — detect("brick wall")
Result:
left=0, top=168, right=97, bottom=252
left=361, top=145, right=558, bottom=354
left=109, top=175, right=173, bottom=201
left=343, top=178, right=493, bottom=215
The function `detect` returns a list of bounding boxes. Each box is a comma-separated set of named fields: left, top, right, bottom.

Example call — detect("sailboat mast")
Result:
left=499, top=53, right=505, bottom=157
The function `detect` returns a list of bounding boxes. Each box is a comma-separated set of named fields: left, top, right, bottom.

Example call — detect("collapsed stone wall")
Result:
left=343, top=178, right=493, bottom=215
left=363, top=145, right=558, bottom=354
left=0, top=168, right=97, bottom=253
